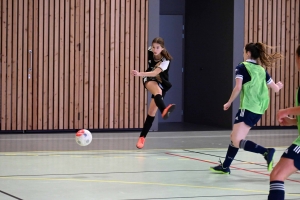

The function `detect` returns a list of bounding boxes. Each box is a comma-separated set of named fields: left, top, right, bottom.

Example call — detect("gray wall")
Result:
left=148, top=0, right=160, bottom=131
left=160, top=0, right=185, bottom=15
left=148, top=0, right=185, bottom=130
left=184, top=0, right=244, bottom=128
left=232, top=0, right=245, bottom=123
left=159, top=0, right=185, bottom=123
left=149, top=0, right=245, bottom=129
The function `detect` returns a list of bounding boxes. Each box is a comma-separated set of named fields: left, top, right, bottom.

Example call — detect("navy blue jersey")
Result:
left=235, top=61, right=273, bottom=85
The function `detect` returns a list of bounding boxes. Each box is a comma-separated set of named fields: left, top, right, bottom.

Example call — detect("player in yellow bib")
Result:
left=268, top=44, right=300, bottom=200
left=210, top=42, right=283, bottom=174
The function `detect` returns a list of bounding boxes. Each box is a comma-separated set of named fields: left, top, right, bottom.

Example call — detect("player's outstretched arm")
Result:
left=131, top=68, right=162, bottom=77
left=277, top=107, right=300, bottom=124
left=268, top=81, right=283, bottom=92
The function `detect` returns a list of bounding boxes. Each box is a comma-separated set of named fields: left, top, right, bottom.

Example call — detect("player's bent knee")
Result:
left=154, top=91, right=162, bottom=96
left=270, top=168, right=284, bottom=181
left=230, top=137, right=241, bottom=148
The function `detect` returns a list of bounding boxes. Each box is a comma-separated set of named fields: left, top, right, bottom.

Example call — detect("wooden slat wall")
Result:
left=245, top=0, right=300, bottom=126
left=0, top=0, right=148, bottom=130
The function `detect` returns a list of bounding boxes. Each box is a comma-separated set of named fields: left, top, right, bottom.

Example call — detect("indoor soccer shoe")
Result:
left=210, top=160, right=231, bottom=174
left=264, top=148, right=275, bottom=171
left=162, top=104, right=176, bottom=119
left=136, top=137, right=146, bottom=149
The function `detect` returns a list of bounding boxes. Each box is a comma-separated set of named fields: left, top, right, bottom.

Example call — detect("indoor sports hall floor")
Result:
left=0, top=126, right=300, bottom=200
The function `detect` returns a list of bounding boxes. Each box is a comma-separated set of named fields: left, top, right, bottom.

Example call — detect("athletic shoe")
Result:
left=210, top=159, right=231, bottom=174
left=264, top=148, right=275, bottom=171
left=136, top=137, right=146, bottom=149
left=162, top=104, right=176, bottom=119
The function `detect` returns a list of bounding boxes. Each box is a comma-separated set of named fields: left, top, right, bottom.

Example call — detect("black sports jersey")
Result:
left=145, top=47, right=172, bottom=90
left=235, top=60, right=273, bottom=85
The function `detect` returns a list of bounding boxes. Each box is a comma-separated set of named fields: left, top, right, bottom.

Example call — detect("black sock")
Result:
left=154, top=94, right=166, bottom=113
left=268, top=181, right=284, bottom=200
left=140, top=115, right=155, bottom=138
left=240, top=139, right=267, bottom=155
left=222, top=142, right=239, bottom=168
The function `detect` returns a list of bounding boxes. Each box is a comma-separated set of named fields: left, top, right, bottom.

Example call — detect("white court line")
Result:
left=0, top=133, right=297, bottom=141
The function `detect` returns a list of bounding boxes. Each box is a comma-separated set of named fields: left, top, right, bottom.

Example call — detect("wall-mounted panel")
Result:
left=0, top=0, right=148, bottom=130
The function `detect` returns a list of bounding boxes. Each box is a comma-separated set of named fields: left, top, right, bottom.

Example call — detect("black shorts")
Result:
left=143, top=77, right=167, bottom=98
left=234, top=109, right=262, bottom=127
left=281, top=144, right=300, bottom=170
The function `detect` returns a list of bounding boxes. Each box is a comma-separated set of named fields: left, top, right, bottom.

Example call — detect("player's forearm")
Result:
left=227, top=87, right=241, bottom=104
left=282, top=106, right=300, bottom=116
left=139, top=71, right=159, bottom=77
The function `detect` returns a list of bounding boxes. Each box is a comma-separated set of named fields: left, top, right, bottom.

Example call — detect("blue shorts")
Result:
left=281, top=144, right=300, bottom=170
left=234, top=109, right=262, bottom=127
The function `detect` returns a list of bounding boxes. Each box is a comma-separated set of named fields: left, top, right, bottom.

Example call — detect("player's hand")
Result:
left=279, top=116, right=295, bottom=126
left=131, top=70, right=141, bottom=76
left=277, top=109, right=288, bottom=123
left=223, top=102, right=231, bottom=111
left=276, top=81, right=283, bottom=90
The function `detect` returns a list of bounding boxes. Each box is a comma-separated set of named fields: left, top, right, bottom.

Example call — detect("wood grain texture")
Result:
left=0, top=0, right=148, bottom=130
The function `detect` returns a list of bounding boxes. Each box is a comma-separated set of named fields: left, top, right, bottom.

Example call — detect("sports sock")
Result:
left=268, top=181, right=284, bottom=200
left=239, top=139, right=267, bottom=155
left=140, top=115, right=155, bottom=138
left=154, top=94, right=166, bottom=113
left=222, top=142, right=239, bottom=168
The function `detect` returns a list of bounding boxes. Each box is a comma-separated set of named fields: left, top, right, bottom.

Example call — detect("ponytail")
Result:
left=245, top=42, right=283, bottom=67
left=161, top=49, right=173, bottom=60
left=297, top=44, right=300, bottom=57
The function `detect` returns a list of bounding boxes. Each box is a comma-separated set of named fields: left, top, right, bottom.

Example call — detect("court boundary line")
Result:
left=0, top=190, right=23, bottom=200
left=165, top=152, right=300, bottom=184
left=0, top=176, right=299, bottom=197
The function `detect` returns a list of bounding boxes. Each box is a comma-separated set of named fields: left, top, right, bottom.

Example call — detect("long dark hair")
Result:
left=297, top=44, right=300, bottom=57
left=245, top=42, right=283, bottom=67
left=152, top=37, right=173, bottom=60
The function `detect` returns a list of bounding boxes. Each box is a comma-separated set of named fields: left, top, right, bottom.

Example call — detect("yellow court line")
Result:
left=0, top=176, right=299, bottom=197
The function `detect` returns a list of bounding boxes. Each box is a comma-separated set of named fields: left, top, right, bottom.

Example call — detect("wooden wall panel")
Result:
left=0, top=0, right=148, bottom=131
left=88, top=0, right=95, bottom=129
left=17, top=0, right=23, bottom=130
left=32, top=0, right=39, bottom=130
left=1, top=0, right=7, bottom=130
left=38, top=0, right=44, bottom=130
left=69, top=0, right=75, bottom=129
left=114, top=0, right=120, bottom=129
left=245, top=0, right=300, bottom=126
left=22, top=0, right=28, bottom=130
left=6, top=0, right=12, bottom=130
left=43, top=0, right=49, bottom=129
left=59, top=0, right=65, bottom=129
left=119, top=0, right=125, bottom=128
left=93, top=0, right=100, bottom=129
left=11, top=0, right=18, bottom=130
left=99, top=0, right=105, bottom=129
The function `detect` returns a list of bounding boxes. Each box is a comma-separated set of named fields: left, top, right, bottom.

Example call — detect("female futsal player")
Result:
left=210, top=42, right=283, bottom=174
left=131, top=37, right=175, bottom=149
left=268, top=44, right=300, bottom=200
